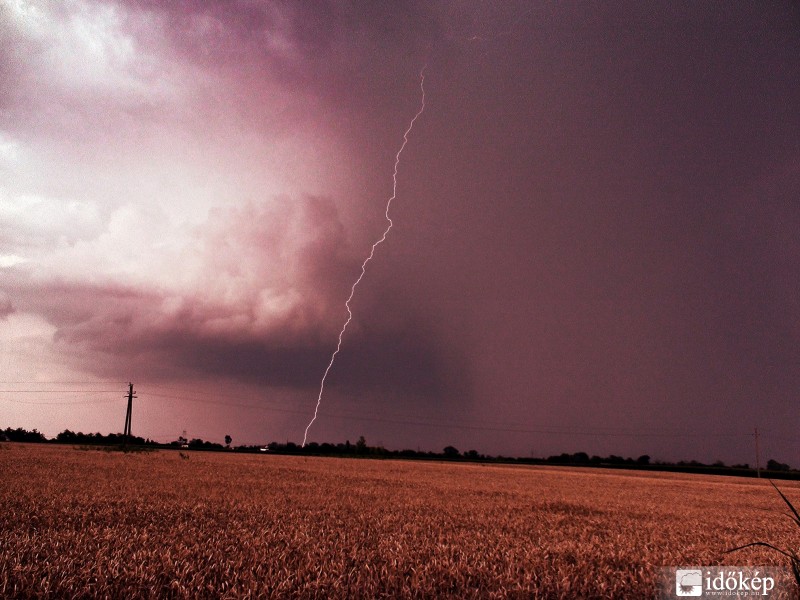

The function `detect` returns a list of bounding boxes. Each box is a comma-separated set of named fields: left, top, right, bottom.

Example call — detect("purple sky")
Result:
left=1, top=1, right=798, bottom=465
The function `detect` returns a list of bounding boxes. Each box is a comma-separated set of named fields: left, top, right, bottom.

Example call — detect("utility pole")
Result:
left=123, top=382, right=136, bottom=447
left=754, top=427, right=761, bottom=479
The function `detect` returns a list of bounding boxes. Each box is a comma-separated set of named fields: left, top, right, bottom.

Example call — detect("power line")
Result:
left=144, top=392, right=311, bottom=416
left=4, top=382, right=796, bottom=444
left=2, top=397, right=121, bottom=405
left=144, top=384, right=312, bottom=407
left=312, top=411, right=754, bottom=439
left=0, top=389, right=122, bottom=393
left=0, top=381, right=127, bottom=385
left=0, top=381, right=767, bottom=439
left=140, top=390, right=761, bottom=441
left=145, top=383, right=726, bottom=436
left=0, top=386, right=126, bottom=405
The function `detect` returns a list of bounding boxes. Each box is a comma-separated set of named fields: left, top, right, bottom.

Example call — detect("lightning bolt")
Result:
left=302, top=66, right=427, bottom=447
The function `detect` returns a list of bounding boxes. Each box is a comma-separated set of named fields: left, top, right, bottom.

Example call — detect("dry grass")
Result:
left=1, top=443, right=799, bottom=598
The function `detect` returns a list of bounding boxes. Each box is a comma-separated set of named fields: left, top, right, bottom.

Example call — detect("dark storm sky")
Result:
left=1, top=1, right=798, bottom=464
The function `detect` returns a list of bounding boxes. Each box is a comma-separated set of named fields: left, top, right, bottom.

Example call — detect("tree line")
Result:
left=1, top=426, right=795, bottom=477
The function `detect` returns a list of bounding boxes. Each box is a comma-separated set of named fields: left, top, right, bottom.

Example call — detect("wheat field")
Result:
left=1, top=443, right=798, bottom=598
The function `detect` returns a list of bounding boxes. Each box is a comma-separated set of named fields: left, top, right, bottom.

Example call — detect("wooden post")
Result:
left=123, top=383, right=135, bottom=446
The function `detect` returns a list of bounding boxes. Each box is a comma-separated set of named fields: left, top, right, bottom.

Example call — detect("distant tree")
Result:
left=767, top=459, right=791, bottom=472
left=356, top=436, right=367, bottom=454
left=371, top=445, right=389, bottom=457
left=572, top=452, right=590, bottom=464
left=57, top=430, right=78, bottom=443
left=547, top=453, right=571, bottom=464
left=443, top=446, right=460, bottom=458
left=4, top=427, right=47, bottom=443
left=465, top=449, right=480, bottom=459
left=636, top=455, right=651, bottom=466
left=224, top=434, right=232, bottom=448
left=186, top=438, right=223, bottom=450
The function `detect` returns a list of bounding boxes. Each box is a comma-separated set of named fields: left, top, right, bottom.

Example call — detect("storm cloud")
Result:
left=1, top=0, right=798, bottom=462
